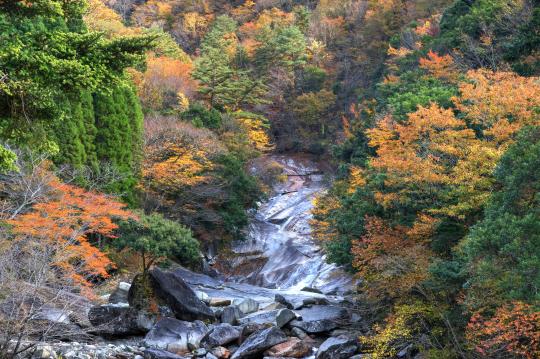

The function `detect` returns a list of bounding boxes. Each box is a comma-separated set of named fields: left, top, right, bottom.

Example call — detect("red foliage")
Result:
left=467, top=302, right=540, bottom=358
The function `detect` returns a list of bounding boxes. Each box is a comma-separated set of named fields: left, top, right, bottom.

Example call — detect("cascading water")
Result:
left=228, top=155, right=354, bottom=295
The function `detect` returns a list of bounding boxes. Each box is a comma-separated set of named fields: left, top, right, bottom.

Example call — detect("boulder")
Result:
left=210, top=346, right=231, bottom=359
left=200, top=323, right=241, bottom=348
left=315, top=336, right=358, bottom=359
left=274, top=294, right=328, bottom=310
left=234, top=298, right=259, bottom=315
left=289, top=305, right=349, bottom=334
left=221, top=306, right=242, bottom=325
left=238, top=310, right=279, bottom=326
left=209, top=298, right=232, bottom=307
left=241, top=322, right=270, bottom=337
left=144, top=318, right=208, bottom=354
left=264, top=337, right=312, bottom=358
left=275, top=309, right=296, bottom=328
left=231, top=327, right=288, bottom=359
left=109, top=282, right=131, bottom=304
left=143, top=348, right=188, bottom=359
left=300, top=287, right=323, bottom=294
left=88, top=305, right=155, bottom=337
left=291, top=327, right=307, bottom=339
left=196, top=291, right=210, bottom=304
left=261, top=302, right=286, bottom=311
left=129, top=269, right=215, bottom=322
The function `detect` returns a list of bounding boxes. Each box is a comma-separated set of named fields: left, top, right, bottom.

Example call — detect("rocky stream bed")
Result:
left=11, top=156, right=380, bottom=359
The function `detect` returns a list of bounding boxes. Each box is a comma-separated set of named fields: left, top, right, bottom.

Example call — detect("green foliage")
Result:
left=0, top=145, right=18, bottom=174
left=298, top=65, right=327, bottom=93
left=460, top=126, right=540, bottom=309
left=181, top=103, right=222, bottom=129
left=378, top=71, right=457, bottom=120
left=253, top=25, right=307, bottom=73
left=116, top=212, right=200, bottom=272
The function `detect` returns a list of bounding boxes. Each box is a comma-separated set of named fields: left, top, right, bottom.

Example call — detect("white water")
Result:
left=230, top=156, right=354, bottom=295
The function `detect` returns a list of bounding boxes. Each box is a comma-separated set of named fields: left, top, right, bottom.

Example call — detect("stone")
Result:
left=291, top=327, right=307, bottom=339
left=275, top=309, right=296, bottom=328
left=144, top=318, right=208, bottom=354
left=200, top=323, right=241, bottom=348
left=221, top=305, right=242, bottom=323
left=109, top=282, right=131, bottom=304
left=274, top=294, right=328, bottom=310
left=88, top=305, right=156, bottom=337
left=231, top=327, right=288, bottom=359
left=238, top=310, right=279, bottom=326
left=289, top=305, right=349, bottom=334
left=32, top=345, right=56, bottom=359
left=397, top=344, right=414, bottom=358
left=205, top=353, right=218, bottom=359
left=129, top=269, right=215, bottom=322
left=261, top=302, right=286, bottom=311
left=194, top=348, right=207, bottom=357
left=209, top=298, right=232, bottom=307
left=241, top=322, right=270, bottom=337
left=233, top=298, right=259, bottom=315
left=301, top=287, right=323, bottom=294
left=264, top=337, right=312, bottom=358
left=210, top=347, right=230, bottom=359
left=315, top=335, right=358, bottom=359
left=143, top=348, right=188, bottom=359
left=196, top=291, right=210, bottom=304
left=221, top=306, right=242, bottom=325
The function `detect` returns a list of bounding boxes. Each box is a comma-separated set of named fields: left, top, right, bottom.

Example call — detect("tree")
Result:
left=6, top=171, right=133, bottom=288
left=116, top=212, right=200, bottom=274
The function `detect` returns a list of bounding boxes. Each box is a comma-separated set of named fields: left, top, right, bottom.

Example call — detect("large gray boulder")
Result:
left=221, top=305, right=242, bottom=325
left=238, top=310, right=279, bottom=326
left=144, top=318, right=208, bottom=354
left=109, top=282, right=131, bottom=304
left=231, top=327, right=287, bottom=359
left=315, top=336, right=358, bottom=359
left=200, top=323, right=241, bottom=348
left=264, top=337, right=312, bottom=358
left=289, top=305, right=349, bottom=334
left=88, top=305, right=155, bottom=337
left=275, top=309, right=296, bottom=328
left=234, top=298, right=259, bottom=315
left=129, top=269, right=215, bottom=322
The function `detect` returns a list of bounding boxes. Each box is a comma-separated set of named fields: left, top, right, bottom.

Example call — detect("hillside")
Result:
left=0, top=0, right=539, bottom=358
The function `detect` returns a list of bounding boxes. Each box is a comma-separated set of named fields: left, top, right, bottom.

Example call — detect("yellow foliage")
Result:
left=233, top=112, right=273, bottom=152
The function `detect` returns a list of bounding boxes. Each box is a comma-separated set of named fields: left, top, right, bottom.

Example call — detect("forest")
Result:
left=0, top=0, right=539, bottom=358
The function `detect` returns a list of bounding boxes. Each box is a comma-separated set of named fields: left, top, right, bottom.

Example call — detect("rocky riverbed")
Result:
left=12, top=156, right=368, bottom=359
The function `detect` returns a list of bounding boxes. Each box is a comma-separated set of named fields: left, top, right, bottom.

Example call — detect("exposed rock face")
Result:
left=88, top=305, right=155, bottom=337
left=230, top=327, right=288, bottom=359
left=143, top=318, right=208, bottom=353
left=315, top=335, right=358, bottom=359
left=109, top=282, right=131, bottom=304
left=264, top=337, right=312, bottom=358
left=200, top=324, right=241, bottom=348
left=129, top=269, right=215, bottom=322
left=289, top=305, right=349, bottom=334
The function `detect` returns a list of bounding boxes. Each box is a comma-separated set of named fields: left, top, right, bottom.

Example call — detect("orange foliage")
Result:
left=7, top=176, right=133, bottom=288
left=139, top=54, right=196, bottom=111
left=352, top=216, right=433, bottom=299
left=419, top=50, right=458, bottom=82
left=467, top=302, right=540, bottom=359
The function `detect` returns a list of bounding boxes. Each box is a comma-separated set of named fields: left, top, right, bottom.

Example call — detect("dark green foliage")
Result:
left=297, top=65, right=327, bottom=93
left=181, top=103, right=222, bottom=129
left=506, top=8, right=540, bottom=75
left=116, top=212, right=201, bottom=272
left=460, top=126, right=540, bottom=308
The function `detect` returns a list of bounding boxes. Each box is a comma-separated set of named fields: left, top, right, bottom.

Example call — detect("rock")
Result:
left=274, top=294, right=328, bottom=310
left=109, top=282, right=131, bottom=304
left=200, top=323, right=241, bottom=348
left=264, top=337, right=312, bottom=358
left=289, top=305, right=349, bottom=334
left=144, top=318, right=208, bottom=354
left=261, top=302, right=286, bottom=311
left=129, top=269, right=215, bottom=322
left=194, top=348, right=207, bottom=357
left=205, top=353, right=218, bottom=359
left=211, top=347, right=230, bottom=359
left=196, top=291, right=210, bottom=304
left=291, top=327, right=307, bottom=339
left=315, top=336, right=358, bottom=359
left=241, top=322, right=270, bottom=337
left=32, top=345, right=56, bottom=359
left=88, top=305, right=156, bottom=337
left=143, top=348, right=188, bottom=359
left=238, top=310, right=279, bottom=326
left=209, top=298, right=232, bottom=307
left=275, top=309, right=296, bottom=328
left=234, top=298, right=259, bottom=315
left=231, top=327, right=288, bottom=359
left=349, top=355, right=364, bottom=359
left=301, top=287, right=323, bottom=294
left=397, top=344, right=414, bottom=358
left=221, top=306, right=242, bottom=325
